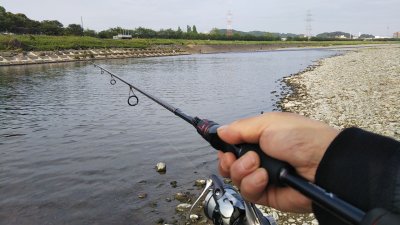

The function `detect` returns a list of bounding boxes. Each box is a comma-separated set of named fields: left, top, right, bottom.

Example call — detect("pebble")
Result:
left=174, top=192, right=190, bottom=203
left=176, top=203, right=192, bottom=212
left=170, top=181, right=177, bottom=188
left=138, top=193, right=147, bottom=199
left=189, top=214, right=199, bottom=220
left=194, top=179, right=206, bottom=187
left=155, top=162, right=166, bottom=173
left=311, top=219, right=319, bottom=225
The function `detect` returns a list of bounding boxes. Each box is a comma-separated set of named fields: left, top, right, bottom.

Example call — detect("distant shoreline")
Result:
left=0, top=43, right=395, bottom=67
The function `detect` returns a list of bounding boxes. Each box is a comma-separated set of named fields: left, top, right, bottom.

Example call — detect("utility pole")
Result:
left=81, top=16, right=84, bottom=35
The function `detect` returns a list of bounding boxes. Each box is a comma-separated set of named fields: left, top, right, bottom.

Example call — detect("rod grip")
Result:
left=195, top=119, right=293, bottom=186
left=234, top=143, right=293, bottom=186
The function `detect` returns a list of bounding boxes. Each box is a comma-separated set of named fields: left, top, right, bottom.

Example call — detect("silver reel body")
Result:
left=189, top=174, right=277, bottom=225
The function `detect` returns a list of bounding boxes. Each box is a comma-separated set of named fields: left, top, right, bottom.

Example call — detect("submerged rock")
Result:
left=194, top=179, right=206, bottom=187
left=174, top=192, right=190, bottom=203
left=176, top=203, right=192, bottom=212
left=138, top=193, right=148, bottom=199
left=170, top=181, right=177, bottom=188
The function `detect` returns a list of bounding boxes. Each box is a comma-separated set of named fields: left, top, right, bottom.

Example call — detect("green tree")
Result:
left=158, top=28, right=177, bottom=39
left=83, top=29, right=97, bottom=37
left=0, top=7, right=40, bottom=34
left=0, top=6, right=10, bottom=32
left=186, top=25, right=191, bottom=33
left=192, top=25, right=198, bottom=34
left=98, top=29, right=118, bottom=39
left=133, top=27, right=157, bottom=38
left=40, top=20, right=64, bottom=35
left=65, top=24, right=83, bottom=36
left=176, top=26, right=183, bottom=38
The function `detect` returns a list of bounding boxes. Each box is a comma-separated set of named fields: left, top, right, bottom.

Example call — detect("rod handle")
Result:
left=195, top=118, right=293, bottom=186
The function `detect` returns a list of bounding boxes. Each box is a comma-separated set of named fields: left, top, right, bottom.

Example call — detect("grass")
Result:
left=0, top=34, right=398, bottom=51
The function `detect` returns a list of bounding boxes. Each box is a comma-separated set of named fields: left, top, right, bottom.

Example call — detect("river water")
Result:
left=0, top=50, right=338, bottom=225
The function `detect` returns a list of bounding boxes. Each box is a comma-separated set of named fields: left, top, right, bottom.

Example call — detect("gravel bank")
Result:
left=184, top=45, right=400, bottom=225
left=280, top=45, right=400, bottom=140
left=268, top=44, right=400, bottom=225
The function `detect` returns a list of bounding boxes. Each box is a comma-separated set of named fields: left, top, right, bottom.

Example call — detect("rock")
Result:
left=174, top=192, right=190, bottom=202
left=138, top=193, right=147, bottom=199
left=311, top=219, right=319, bottom=225
left=284, top=102, right=295, bottom=108
left=165, top=197, right=172, bottom=202
left=176, top=203, right=192, bottom=212
left=149, top=201, right=158, bottom=208
left=194, top=179, right=206, bottom=187
left=155, top=162, right=166, bottom=173
left=156, top=218, right=164, bottom=224
left=223, top=178, right=232, bottom=184
left=272, top=211, right=279, bottom=221
left=189, top=214, right=199, bottom=221
left=170, top=181, right=177, bottom=188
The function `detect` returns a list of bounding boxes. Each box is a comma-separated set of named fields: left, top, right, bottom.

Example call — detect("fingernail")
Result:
left=217, top=125, right=228, bottom=133
left=239, top=153, right=256, bottom=170
left=219, top=154, right=227, bottom=171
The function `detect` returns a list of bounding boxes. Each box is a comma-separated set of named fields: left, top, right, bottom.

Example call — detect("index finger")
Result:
left=217, top=112, right=287, bottom=144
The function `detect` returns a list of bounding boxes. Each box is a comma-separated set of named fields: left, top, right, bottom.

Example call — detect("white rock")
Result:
left=189, top=214, right=199, bottom=220
left=155, top=162, right=166, bottom=172
left=272, top=211, right=279, bottom=221
left=311, top=219, right=319, bottom=225
left=176, top=203, right=192, bottom=212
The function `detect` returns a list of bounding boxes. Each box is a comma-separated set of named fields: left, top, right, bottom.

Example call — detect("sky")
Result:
left=1, top=0, right=399, bottom=37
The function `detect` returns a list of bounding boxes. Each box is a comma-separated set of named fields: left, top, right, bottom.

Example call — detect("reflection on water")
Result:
left=0, top=50, right=337, bottom=224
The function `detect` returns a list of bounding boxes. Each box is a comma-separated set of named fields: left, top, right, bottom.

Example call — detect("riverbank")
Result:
left=0, top=43, right=393, bottom=67
left=264, top=44, right=400, bottom=224
left=2, top=34, right=398, bottom=66
left=0, top=47, right=189, bottom=66
left=279, top=44, right=400, bottom=139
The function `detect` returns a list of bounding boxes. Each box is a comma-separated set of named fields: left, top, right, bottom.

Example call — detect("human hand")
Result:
left=217, top=112, right=339, bottom=213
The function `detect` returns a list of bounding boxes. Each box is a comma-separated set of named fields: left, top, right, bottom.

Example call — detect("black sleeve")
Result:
left=312, top=127, right=400, bottom=225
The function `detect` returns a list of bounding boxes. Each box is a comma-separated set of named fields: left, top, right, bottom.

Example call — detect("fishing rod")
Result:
left=93, top=63, right=399, bottom=225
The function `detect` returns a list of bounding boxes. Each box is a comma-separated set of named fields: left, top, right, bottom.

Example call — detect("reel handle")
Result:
left=194, top=118, right=294, bottom=186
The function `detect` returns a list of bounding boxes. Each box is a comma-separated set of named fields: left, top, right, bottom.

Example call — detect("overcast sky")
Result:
left=1, top=0, right=399, bottom=36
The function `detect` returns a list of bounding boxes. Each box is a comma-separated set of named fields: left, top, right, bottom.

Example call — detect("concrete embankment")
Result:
left=0, top=43, right=292, bottom=66
left=0, top=47, right=189, bottom=66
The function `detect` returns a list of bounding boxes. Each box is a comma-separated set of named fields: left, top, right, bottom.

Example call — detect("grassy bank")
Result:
left=1, top=34, right=398, bottom=51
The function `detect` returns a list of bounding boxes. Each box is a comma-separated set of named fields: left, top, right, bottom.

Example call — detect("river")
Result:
left=0, top=49, right=338, bottom=225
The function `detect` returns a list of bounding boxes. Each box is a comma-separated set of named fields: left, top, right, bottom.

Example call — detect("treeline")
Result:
left=0, top=6, right=92, bottom=36
left=2, top=6, right=397, bottom=42
left=0, top=6, right=283, bottom=41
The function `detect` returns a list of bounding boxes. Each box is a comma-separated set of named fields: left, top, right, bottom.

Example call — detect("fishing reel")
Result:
left=189, top=175, right=277, bottom=225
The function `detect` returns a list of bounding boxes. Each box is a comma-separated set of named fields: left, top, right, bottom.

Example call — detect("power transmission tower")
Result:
left=226, top=0, right=233, bottom=37
left=305, top=10, right=313, bottom=40
left=227, top=10, right=233, bottom=37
